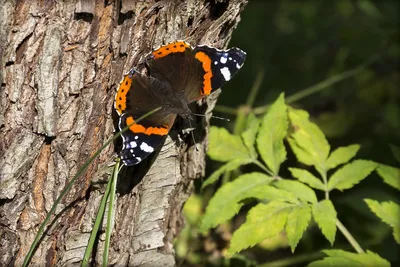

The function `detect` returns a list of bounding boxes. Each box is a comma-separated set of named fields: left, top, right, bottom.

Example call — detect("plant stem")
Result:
left=252, top=55, right=379, bottom=115
left=254, top=160, right=274, bottom=177
left=246, top=69, right=264, bottom=107
left=82, top=171, right=113, bottom=267
left=213, top=105, right=238, bottom=115
left=103, top=158, right=119, bottom=266
left=321, top=172, right=329, bottom=200
left=258, top=251, right=323, bottom=267
left=336, top=219, right=365, bottom=254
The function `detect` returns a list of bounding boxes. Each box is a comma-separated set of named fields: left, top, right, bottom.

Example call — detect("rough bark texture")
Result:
left=0, top=0, right=247, bottom=266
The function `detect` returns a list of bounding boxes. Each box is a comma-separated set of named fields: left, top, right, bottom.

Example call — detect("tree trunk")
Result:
left=0, top=0, right=246, bottom=266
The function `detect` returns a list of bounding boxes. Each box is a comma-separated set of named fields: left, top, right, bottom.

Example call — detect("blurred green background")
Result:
left=176, top=1, right=399, bottom=266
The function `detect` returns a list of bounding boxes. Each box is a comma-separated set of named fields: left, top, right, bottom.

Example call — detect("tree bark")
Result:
left=0, top=0, right=247, bottom=266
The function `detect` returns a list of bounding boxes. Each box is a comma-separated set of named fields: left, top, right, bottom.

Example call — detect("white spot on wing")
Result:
left=214, top=61, right=218, bottom=65
left=129, top=141, right=137, bottom=148
left=229, top=57, right=232, bottom=60
left=134, top=136, right=138, bottom=140
left=140, top=142, right=154, bottom=153
left=236, top=63, right=241, bottom=69
left=220, top=67, right=231, bottom=81
left=220, top=57, right=227, bottom=64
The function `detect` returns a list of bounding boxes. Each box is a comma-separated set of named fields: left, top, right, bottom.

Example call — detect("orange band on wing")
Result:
left=126, top=116, right=169, bottom=136
left=195, top=51, right=213, bottom=95
left=115, top=74, right=132, bottom=114
left=152, top=41, right=190, bottom=59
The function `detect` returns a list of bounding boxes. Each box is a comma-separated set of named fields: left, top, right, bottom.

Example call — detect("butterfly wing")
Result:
left=115, top=69, right=176, bottom=166
left=192, top=45, right=246, bottom=100
left=145, top=41, right=206, bottom=105
left=145, top=41, right=246, bottom=104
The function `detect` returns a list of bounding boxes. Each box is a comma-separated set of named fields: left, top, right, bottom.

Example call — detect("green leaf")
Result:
left=376, top=164, right=400, bottom=191
left=365, top=199, right=400, bottom=244
left=228, top=201, right=292, bottom=255
left=328, top=160, right=377, bottom=191
left=288, top=108, right=330, bottom=175
left=308, top=257, right=361, bottom=267
left=389, top=144, right=400, bottom=163
left=275, top=180, right=318, bottom=203
left=287, top=138, right=315, bottom=166
left=202, top=159, right=253, bottom=189
left=242, top=113, right=260, bottom=159
left=257, top=93, right=288, bottom=175
left=326, top=144, right=360, bottom=170
left=286, top=205, right=312, bottom=252
left=308, top=249, right=390, bottom=267
left=289, top=168, right=325, bottom=191
left=200, top=173, right=274, bottom=232
left=312, top=199, right=337, bottom=245
left=208, top=126, right=250, bottom=162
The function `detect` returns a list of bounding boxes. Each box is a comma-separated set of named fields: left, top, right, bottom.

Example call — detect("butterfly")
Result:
left=114, top=41, right=246, bottom=166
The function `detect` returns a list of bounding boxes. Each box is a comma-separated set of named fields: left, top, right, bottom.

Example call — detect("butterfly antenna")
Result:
left=191, top=112, right=230, bottom=122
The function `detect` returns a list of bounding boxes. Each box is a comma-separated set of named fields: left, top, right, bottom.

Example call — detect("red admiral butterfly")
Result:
left=114, top=41, right=246, bottom=166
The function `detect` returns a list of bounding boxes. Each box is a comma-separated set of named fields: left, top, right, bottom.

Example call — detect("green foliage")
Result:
left=308, top=250, right=390, bottom=267
left=202, top=159, right=254, bottom=189
left=312, top=199, right=337, bottom=245
left=207, top=127, right=251, bottom=162
left=229, top=201, right=293, bottom=255
left=326, top=144, right=360, bottom=170
left=203, top=125, right=259, bottom=189
left=200, top=172, right=274, bottom=232
left=274, top=180, right=317, bottom=204
left=286, top=205, right=312, bottom=252
left=328, top=160, right=378, bottom=191
left=200, top=93, right=397, bottom=265
left=257, top=93, right=288, bottom=175
left=289, top=168, right=325, bottom=191
left=389, top=144, right=400, bottom=164
left=288, top=108, right=330, bottom=176
left=365, top=199, right=400, bottom=244
left=242, top=113, right=260, bottom=159
left=376, top=164, right=400, bottom=191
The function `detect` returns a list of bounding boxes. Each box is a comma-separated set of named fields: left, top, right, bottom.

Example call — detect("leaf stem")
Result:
left=336, top=219, right=365, bottom=254
left=258, top=251, right=323, bottom=267
left=246, top=69, right=264, bottom=107
left=252, top=55, right=379, bottom=115
left=321, top=172, right=329, bottom=200
left=254, top=160, right=274, bottom=177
